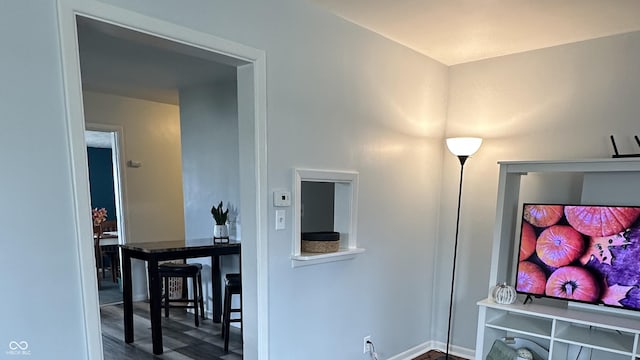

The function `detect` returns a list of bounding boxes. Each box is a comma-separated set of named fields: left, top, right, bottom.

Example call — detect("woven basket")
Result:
left=301, top=231, right=340, bottom=253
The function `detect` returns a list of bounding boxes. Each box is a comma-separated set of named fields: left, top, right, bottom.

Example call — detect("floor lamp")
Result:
left=437, top=137, right=483, bottom=360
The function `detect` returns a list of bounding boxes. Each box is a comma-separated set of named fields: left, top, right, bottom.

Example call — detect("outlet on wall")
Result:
left=363, top=335, right=371, bottom=354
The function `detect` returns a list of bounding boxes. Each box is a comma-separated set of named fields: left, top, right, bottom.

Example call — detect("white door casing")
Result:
left=56, top=1, right=269, bottom=358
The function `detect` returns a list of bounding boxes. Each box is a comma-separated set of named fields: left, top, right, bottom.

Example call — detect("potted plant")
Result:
left=211, top=201, right=229, bottom=243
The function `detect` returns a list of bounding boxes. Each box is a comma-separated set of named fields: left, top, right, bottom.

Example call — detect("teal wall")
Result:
left=87, top=147, right=116, bottom=221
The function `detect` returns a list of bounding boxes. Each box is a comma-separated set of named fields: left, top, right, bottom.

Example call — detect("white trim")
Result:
left=385, top=340, right=475, bottom=360
left=385, top=341, right=435, bottom=360
left=56, top=2, right=102, bottom=358
left=56, top=1, right=269, bottom=359
left=291, top=248, right=365, bottom=267
left=85, top=123, right=128, bottom=248
left=292, top=169, right=360, bottom=266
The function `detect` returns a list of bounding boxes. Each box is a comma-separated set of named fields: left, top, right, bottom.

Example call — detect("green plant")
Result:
left=211, top=201, right=229, bottom=225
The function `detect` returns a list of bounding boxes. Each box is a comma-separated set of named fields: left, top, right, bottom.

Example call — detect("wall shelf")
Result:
left=292, top=169, right=360, bottom=267
left=290, top=247, right=365, bottom=267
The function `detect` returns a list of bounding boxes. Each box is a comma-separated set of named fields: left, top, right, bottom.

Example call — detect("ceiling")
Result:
left=77, top=17, right=239, bottom=105
left=75, top=3, right=640, bottom=106
left=312, top=0, right=640, bottom=65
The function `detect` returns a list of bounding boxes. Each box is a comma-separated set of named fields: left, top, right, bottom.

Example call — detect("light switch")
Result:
left=275, top=209, right=286, bottom=230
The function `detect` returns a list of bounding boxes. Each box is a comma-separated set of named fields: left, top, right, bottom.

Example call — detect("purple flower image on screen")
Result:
left=516, top=203, right=640, bottom=311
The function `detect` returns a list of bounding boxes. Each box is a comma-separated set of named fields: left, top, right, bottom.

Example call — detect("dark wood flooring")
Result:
left=98, top=269, right=122, bottom=305
left=100, top=301, right=465, bottom=360
left=413, top=351, right=467, bottom=360
left=100, top=302, right=242, bottom=360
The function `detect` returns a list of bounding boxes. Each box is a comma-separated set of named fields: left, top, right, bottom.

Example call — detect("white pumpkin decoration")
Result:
left=516, top=347, right=534, bottom=360
left=491, top=282, right=517, bottom=304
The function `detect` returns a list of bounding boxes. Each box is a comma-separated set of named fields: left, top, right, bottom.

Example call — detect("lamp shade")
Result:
left=446, top=137, right=483, bottom=156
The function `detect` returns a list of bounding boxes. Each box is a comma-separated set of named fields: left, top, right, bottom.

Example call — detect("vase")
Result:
left=213, top=224, right=229, bottom=243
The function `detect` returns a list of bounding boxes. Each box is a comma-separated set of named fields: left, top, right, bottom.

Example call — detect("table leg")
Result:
left=212, top=255, right=222, bottom=323
left=122, top=250, right=134, bottom=343
left=147, top=259, right=163, bottom=355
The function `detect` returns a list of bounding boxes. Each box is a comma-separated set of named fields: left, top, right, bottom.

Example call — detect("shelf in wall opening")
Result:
left=485, top=312, right=552, bottom=339
left=291, top=247, right=365, bottom=267
left=554, top=323, right=634, bottom=355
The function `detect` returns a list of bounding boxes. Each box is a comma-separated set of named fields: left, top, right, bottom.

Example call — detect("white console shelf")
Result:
left=477, top=299, right=640, bottom=360
left=476, top=158, right=640, bottom=360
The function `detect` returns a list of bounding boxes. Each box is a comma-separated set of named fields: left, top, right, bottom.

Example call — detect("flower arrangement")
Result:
left=92, top=207, right=108, bottom=226
left=210, top=201, right=229, bottom=225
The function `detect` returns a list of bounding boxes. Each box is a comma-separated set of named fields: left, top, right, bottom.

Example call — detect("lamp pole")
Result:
left=438, top=137, right=482, bottom=360
left=440, top=155, right=467, bottom=360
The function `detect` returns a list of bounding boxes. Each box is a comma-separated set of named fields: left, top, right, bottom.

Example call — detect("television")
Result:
left=515, top=203, right=640, bottom=311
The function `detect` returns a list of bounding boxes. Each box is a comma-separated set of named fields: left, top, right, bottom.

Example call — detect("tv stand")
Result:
left=523, top=294, right=534, bottom=305
left=476, top=158, right=640, bottom=359
left=477, top=298, right=640, bottom=360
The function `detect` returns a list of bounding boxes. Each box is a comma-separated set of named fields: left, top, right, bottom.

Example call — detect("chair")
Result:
left=93, top=225, right=103, bottom=289
left=158, top=262, right=205, bottom=327
left=95, top=221, right=120, bottom=283
left=221, top=273, right=242, bottom=352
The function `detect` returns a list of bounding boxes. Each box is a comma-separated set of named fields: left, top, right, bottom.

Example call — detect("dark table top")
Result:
left=120, top=239, right=241, bottom=253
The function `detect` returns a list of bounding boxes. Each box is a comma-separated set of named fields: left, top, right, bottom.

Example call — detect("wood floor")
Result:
left=413, top=350, right=467, bottom=360
left=100, top=302, right=242, bottom=360
left=100, top=301, right=465, bottom=360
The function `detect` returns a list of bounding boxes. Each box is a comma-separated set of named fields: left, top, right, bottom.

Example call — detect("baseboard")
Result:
left=386, top=340, right=475, bottom=360
left=386, top=341, right=435, bottom=360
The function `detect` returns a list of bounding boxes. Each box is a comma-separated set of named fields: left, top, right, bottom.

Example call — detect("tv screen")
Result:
left=516, top=204, right=640, bottom=310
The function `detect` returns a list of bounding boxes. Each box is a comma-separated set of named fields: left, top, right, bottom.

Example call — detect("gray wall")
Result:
left=179, top=81, right=241, bottom=314
left=9, top=0, right=640, bottom=359
left=77, top=0, right=449, bottom=359
left=438, top=31, right=640, bottom=350
left=0, top=1, right=89, bottom=358
left=301, top=181, right=335, bottom=232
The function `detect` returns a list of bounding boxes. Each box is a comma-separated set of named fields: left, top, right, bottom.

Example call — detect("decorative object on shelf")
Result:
left=491, top=283, right=517, bottom=305
left=211, top=201, right=229, bottom=243
left=610, top=135, right=640, bottom=158
left=92, top=207, right=108, bottom=226
left=438, top=136, right=483, bottom=360
left=486, top=339, right=517, bottom=360
left=301, top=231, right=340, bottom=253
left=516, top=348, right=533, bottom=360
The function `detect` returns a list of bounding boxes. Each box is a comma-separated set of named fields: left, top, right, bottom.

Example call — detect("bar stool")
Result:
left=221, top=273, right=242, bottom=352
left=158, top=262, right=205, bottom=327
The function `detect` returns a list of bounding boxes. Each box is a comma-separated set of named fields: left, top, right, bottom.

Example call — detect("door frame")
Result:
left=85, top=124, right=128, bottom=252
left=56, top=1, right=269, bottom=359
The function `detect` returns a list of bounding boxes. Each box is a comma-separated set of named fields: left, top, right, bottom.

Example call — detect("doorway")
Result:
left=85, top=128, right=126, bottom=305
left=57, top=2, right=268, bottom=358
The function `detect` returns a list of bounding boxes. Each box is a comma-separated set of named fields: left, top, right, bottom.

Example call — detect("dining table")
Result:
left=120, top=238, right=241, bottom=355
left=99, top=231, right=119, bottom=246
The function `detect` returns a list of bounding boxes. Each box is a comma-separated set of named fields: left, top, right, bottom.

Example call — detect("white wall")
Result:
left=83, top=91, right=185, bottom=242
left=0, top=0, right=447, bottom=359
left=440, top=31, right=640, bottom=351
left=82, top=91, right=185, bottom=299
left=179, top=81, right=241, bottom=314
left=97, top=1, right=449, bottom=359
left=0, top=2, right=89, bottom=358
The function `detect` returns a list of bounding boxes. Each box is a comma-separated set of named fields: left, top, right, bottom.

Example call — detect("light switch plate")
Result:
left=275, top=209, right=286, bottom=230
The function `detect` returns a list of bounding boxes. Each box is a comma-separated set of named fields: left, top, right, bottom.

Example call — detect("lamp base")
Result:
left=434, top=355, right=458, bottom=360
left=434, top=353, right=463, bottom=360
